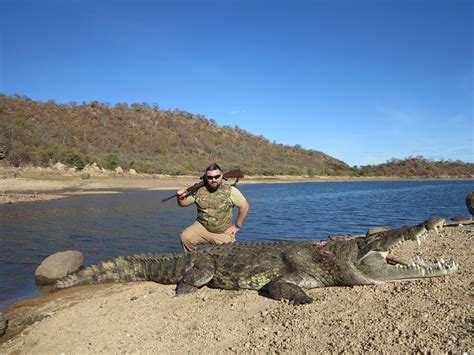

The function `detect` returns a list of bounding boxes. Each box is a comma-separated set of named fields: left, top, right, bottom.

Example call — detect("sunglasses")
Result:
left=206, top=174, right=221, bottom=180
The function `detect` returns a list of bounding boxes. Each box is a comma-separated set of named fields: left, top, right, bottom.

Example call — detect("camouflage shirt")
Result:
left=188, top=183, right=244, bottom=233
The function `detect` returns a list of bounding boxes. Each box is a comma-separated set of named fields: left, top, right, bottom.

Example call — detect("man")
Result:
left=176, top=163, right=249, bottom=252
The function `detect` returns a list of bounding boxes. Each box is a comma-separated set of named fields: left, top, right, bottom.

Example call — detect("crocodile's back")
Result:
left=197, top=242, right=312, bottom=290
left=55, top=241, right=318, bottom=291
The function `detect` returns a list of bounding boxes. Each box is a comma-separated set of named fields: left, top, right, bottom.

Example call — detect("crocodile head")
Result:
left=324, top=221, right=458, bottom=285
left=423, top=216, right=445, bottom=233
left=356, top=222, right=458, bottom=283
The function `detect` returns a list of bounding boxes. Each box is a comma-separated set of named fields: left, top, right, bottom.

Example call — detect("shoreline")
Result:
left=1, top=165, right=472, bottom=352
left=1, top=166, right=472, bottom=205
left=0, top=224, right=472, bottom=353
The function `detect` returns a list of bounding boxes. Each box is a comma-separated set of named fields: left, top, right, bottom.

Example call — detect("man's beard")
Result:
left=206, top=183, right=219, bottom=192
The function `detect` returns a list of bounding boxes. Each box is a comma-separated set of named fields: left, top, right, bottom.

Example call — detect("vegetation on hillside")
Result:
left=0, top=94, right=350, bottom=175
left=0, top=94, right=472, bottom=178
left=358, top=156, right=474, bottom=178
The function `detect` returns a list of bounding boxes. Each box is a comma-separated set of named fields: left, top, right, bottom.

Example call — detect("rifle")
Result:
left=161, top=169, right=244, bottom=203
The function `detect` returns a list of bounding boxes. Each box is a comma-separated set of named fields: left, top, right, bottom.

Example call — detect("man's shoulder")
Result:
left=230, top=185, right=246, bottom=204
left=229, top=185, right=241, bottom=192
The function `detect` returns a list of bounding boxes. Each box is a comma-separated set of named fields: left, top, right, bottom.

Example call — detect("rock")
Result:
left=35, top=250, right=84, bottom=285
left=128, top=169, right=137, bottom=175
left=466, top=191, right=474, bottom=215
left=84, top=162, right=102, bottom=172
left=53, top=162, right=66, bottom=170
left=366, top=226, right=390, bottom=237
left=115, top=166, right=124, bottom=174
left=0, top=312, right=7, bottom=337
left=81, top=172, right=91, bottom=180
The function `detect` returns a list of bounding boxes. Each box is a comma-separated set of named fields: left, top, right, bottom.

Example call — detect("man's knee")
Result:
left=180, top=227, right=198, bottom=252
left=180, top=228, right=192, bottom=244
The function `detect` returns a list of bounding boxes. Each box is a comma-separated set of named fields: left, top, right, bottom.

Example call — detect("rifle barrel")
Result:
left=161, top=194, right=178, bottom=203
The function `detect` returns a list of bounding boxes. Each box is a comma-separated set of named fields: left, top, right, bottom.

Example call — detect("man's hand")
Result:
left=176, top=189, right=193, bottom=207
left=176, top=189, right=187, bottom=199
left=225, top=224, right=240, bottom=237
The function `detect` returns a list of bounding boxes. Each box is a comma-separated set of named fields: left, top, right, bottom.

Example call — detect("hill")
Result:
left=0, top=94, right=351, bottom=176
left=358, top=157, right=474, bottom=179
left=0, top=94, right=472, bottom=178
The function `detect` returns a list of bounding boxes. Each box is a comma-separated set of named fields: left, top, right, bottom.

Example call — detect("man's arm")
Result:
left=225, top=187, right=249, bottom=236
left=235, top=199, right=249, bottom=228
left=225, top=200, right=249, bottom=236
left=176, top=189, right=195, bottom=207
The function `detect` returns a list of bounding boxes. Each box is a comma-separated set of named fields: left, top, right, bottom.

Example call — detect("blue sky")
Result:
left=1, top=0, right=472, bottom=166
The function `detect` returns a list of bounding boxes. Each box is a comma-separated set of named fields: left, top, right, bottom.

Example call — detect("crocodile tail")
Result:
left=54, top=255, right=148, bottom=290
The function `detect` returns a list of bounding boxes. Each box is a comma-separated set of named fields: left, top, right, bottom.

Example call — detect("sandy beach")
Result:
left=0, top=164, right=422, bottom=205
left=0, top=224, right=471, bottom=353
left=0, top=165, right=472, bottom=353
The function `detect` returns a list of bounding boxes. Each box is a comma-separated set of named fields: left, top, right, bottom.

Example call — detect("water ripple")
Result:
left=0, top=180, right=472, bottom=310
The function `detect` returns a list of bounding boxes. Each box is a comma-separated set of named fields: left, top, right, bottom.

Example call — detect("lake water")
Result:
left=0, top=180, right=472, bottom=311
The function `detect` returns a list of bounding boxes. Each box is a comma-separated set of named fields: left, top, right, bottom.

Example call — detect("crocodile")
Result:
left=54, top=220, right=458, bottom=305
left=423, top=216, right=445, bottom=233
left=0, top=313, right=6, bottom=337
left=450, top=216, right=472, bottom=226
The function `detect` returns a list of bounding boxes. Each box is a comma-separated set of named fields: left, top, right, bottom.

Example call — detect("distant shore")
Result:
left=1, top=165, right=472, bottom=205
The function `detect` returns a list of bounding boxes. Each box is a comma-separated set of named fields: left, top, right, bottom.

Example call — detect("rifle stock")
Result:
left=161, top=169, right=244, bottom=203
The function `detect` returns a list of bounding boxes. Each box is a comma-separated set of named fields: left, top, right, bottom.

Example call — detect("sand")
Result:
left=0, top=224, right=472, bottom=353
left=0, top=164, right=419, bottom=205
left=0, top=165, right=199, bottom=204
left=0, top=166, right=472, bottom=353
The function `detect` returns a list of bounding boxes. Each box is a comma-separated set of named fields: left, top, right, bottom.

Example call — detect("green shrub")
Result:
left=262, top=169, right=276, bottom=176
left=102, top=153, right=120, bottom=170
left=64, top=151, right=85, bottom=170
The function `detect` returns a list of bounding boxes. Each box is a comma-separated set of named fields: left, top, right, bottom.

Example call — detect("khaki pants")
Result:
left=180, top=221, right=235, bottom=252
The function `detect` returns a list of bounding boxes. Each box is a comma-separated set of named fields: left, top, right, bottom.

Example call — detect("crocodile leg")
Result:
left=176, top=257, right=215, bottom=295
left=258, top=272, right=314, bottom=305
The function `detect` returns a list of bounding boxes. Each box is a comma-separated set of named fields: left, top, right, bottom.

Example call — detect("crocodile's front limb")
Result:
left=258, top=271, right=315, bottom=305
left=176, top=254, right=216, bottom=294
left=257, top=246, right=331, bottom=304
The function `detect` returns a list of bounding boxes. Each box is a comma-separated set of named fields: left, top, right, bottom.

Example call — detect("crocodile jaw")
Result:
left=358, top=250, right=458, bottom=282
left=351, top=220, right=458, bottom=282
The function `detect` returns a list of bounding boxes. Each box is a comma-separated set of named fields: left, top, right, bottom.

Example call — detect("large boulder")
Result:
left=34, top=250, right=84, bottom=285
left=466, top=191, right=474, bottom=215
